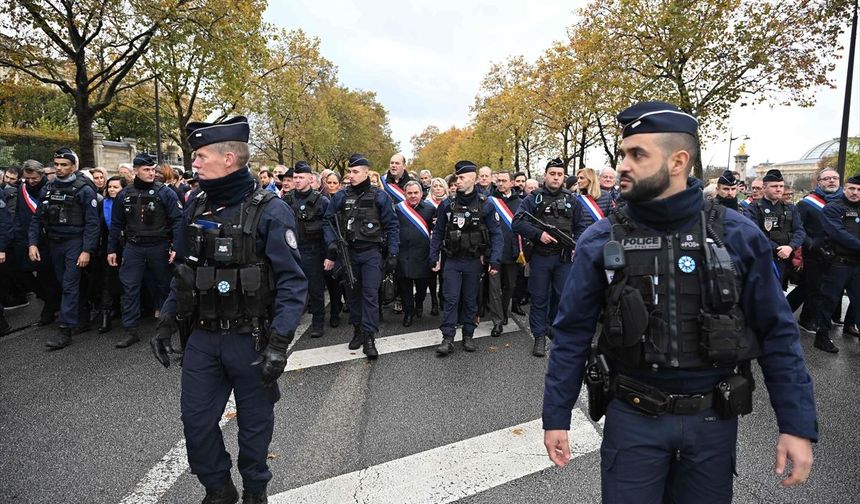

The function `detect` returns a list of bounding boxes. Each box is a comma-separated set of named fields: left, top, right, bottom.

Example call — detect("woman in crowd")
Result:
left=158, top=164, right=186, bottom=204
left=426, top=177, right=448, bottom=208
left=321, top=171, right=346, bottom=326
left=575, top=167, right=612, bottom=226
left=424, top=177, right=449, bottom=315
left=323, top=171, right=340, bottom=198
left=90, top=167, right=107, bottom=195
left=368, top=170, right=381, bottom=188
left=97, top=176, right=127, bottom=333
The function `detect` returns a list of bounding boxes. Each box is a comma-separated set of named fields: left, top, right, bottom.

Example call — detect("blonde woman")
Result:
left=576, top=168, right=612, bottom=226
left=368, top=170, right=381, bottom=188
left=426, top=177, right=448, bottom=209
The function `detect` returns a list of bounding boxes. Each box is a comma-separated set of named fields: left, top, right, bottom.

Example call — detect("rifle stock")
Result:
left=521, top=211, right=576, bottom=249
left=333, top=214, right=356, bottom=288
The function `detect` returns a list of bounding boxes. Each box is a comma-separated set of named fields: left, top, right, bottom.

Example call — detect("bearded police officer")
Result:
left=152, top=116, right=307, bottom=504
left=282, top=161, right=329, bottom=338
left=512, top=158, right=587, bottom=357
left=28, top=148, right=100, bottom=350
left=395, top=180, right=435, bottom=327
left=429, top=160, right=502, bottom=355
left=107, top=153, right=182, bottom=348
left=543, top=102, right=816, bottom=504
left=323, top=154, right=399, bottom=360
left=713, top=170, right=741, bottom=211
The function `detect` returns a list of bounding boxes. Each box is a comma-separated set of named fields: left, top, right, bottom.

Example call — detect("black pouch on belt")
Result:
left=714, top=374, right=752, bottom=419
left=196, top=266, right=217, bottom=319
left=215, top=268, right=239, bottom=319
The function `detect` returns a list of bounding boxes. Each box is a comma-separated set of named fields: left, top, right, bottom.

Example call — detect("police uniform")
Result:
left=28, top=148, right=100, bottom=349
left=544, top=102, right=817, bottom=504
left=323, top=154, right=399, bottom=359
left=152, top=117, right=307, bottom=504
left=429, top=161, right=503, bottom=355
left=282, top=161, right=330, bottom=337
left=713, top=171, right=740, bottom=212
left=394, top=196, right=435, bottom=326
left=513, top=159, right=588, bottom=357
left=108, top=153, right=182, bottom=347
left=813, top=176, right=860, bottom=353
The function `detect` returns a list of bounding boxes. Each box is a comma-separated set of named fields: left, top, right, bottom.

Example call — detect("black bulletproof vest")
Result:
left=831, top=199, right=860, bottom=258
left=43, top=178, right=86, bottom=227
left=179, top=189, right=276, bottom=322
left=599, top=203, right=759, bottom=370
left=754, top=200, right=793, bottom=246
left=122, top=182, right=169, bottom=242
left=535, top=189, right=574, bottom=253
left=341, top=186, right=383, bottom=244
left=443, top=194, right=487, bottom=257
left=283, top=191, right=324, bottom=242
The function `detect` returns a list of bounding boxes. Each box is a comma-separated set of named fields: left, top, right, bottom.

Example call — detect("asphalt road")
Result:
left=1, top=294, right=858, bottom=504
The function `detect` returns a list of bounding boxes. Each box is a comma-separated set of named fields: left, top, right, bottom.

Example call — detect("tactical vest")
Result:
left=43, top=178, right=87, bottom=227
left=443, top=194, right=488, bottom=257
left=754, top=200, right=793, bottom=246
left=122, top=182, right=169, bottom=242
left=831, top=200, right=860, bottom=258
left=341, top=186, right=383, bottom=244
left=283, top=191, right=324, bottom=242
left=535, top=189, right=574, bottom=254
left=177, top=189, right=276, bottom=324
left=599, top=203, right=759, bottom=370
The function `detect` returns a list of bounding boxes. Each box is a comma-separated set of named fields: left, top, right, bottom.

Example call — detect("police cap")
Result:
left=545, top=158, right=565, bottom=171
left=762, top=169, right=784, bottom=183
left=133, top=153, right=157, bottom=167
left=54, top=147, right=78, bottom=166
left=847, top=174, right=860, bottom=185
left=454, top=160, right=477, bottom=175
left=186, top=116, right=250, bottom=150
left=348, top=154, right=371, bottom=168
left=717, top=170, right=738, bottom=186
left=293, top=161, right=312, bottom=174
left=617, top=101, right=698, bottom=139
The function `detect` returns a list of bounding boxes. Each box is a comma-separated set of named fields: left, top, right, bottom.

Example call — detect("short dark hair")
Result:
left=106, top=175, right=127, bottom=188
left=657, top=133, right=699, bottom=174
left=513, top=172, right=526, bottom=180
left=259, top=169, right=272, bottom=177
left=5, top=165, right=22, bottom=177
left=496, top=171, right=512, bottom=181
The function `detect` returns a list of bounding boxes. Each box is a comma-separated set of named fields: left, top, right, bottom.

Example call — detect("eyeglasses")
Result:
left=751, top=186, right=763, bottom=191
left=819, top=176, right=840, bottom=181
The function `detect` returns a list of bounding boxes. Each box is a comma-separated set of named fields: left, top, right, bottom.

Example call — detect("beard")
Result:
left=620, top=163, right=671, bottom=202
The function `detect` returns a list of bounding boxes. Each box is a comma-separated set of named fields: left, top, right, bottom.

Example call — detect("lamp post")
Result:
left=837, top=0, right=858, bottom=180
left=727, top=130, right=749, bottom=172
left=155, top=73, right=162, bottom=164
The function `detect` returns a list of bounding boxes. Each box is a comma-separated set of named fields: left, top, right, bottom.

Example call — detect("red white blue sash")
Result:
left=578, top=194, right=605, bottom=222
left=380, top=176, right=406, bottom=202
left=739, top=197, right=752, bottom=208
left=396, top=201, right=430, bottom=239
left=801, top=193, right=826, bottom=212
left=489, top=196, right=514, bottom=230
left=425, top=197, right=443, bottom=209
left=21, top=184, right=38, bottom=214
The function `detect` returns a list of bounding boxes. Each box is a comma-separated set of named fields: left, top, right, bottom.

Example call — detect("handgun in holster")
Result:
left=584, top=346, right=611, bottom=422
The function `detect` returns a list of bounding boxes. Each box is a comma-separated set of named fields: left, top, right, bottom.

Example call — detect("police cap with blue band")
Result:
left=293, top=161, right=312, bottom=174
left=54, top=147, right=78, bottom=166
left=454, top=160, right=477, bottom=175
left=545, top=157, right=565, bottom=171
left=617, top=101, right=699, bottom=139
left=133, top=153, right=157, bottom=167
left=348, top=154, right=371, bottom=168
left=717, top=170, right=738, bottom=186
left=186, top=116, right=250, bottom=150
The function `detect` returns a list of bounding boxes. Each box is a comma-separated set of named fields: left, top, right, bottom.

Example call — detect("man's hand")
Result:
left=544, top=430, right=571, bottom=467
left=488, top=263, right=500, bottom=276
left=432, top=260, right=441, bottom=272
left=776, top=246, right=793, bottom=260
left=775, top=433, right=813, bottom=487
left=151, top=314, right=179, bottom=368
left=168, top=249, right=176, bottom=264
left=324, top=259, right=335, bottom=271
left=252, top=346, right=288, bottom=387
left=77, top=251, right=90, bottom=268
left=107, top=253, right=118, bottom=267
left=29, top=245, right=40, bottom=262
left=0, top=251, right=5, bottom=264
left=540, top=232, right=558, bottom=245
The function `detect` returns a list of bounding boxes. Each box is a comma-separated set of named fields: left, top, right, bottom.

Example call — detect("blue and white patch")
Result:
left=217, top=280, right=230, bottom=294
left=285, top=229, right=298, bottom=249
left=855, top=217, right=859, bottom=223
left=678, top=255, right=696, bottom=273
left=764, top=208, right=771, bottom=214
left=465, top=211, right=471, bottom=217
left=91, top=199, right=97, bottom=208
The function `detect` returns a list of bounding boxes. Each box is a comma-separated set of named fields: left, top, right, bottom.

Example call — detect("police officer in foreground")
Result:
left=429, top=160, right=502, bottom=355
left=512, top=158, right=587, bottom=357
left=543, top=102, right=816, bottom=504
left=28, top=148, right=100, bottom=350
left=812, top=174, right=860, bottom=354
left=282, top=160, right=329, bottom=338
left=152, top=117, right=307, bottom=504
left=323, top=154, right=399, bottom=360
left=107, top=153, right=182, bottom=348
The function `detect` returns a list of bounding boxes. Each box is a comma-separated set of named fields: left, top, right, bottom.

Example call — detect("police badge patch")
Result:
left=285, top=229, right=298, bottom=249
left=91, top=199, right=97, bottom=208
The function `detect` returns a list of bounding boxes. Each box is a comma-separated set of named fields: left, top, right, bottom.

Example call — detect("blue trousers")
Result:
left=601, top=399, right=738, bottom=504
left=49, top=238, right=83, bottom=328
left=816, top=261, right=860, bottom=332
left=299, top=244, right=326, bottom=329
left=181, top=328, right=281, bottom=493
left=346, top=248, right=382, bottom=333
left=440, top=257, right=483, bottom=338
left=120, top=241, right=171, bottom=329
left=528, top=253, right=572, bottom=338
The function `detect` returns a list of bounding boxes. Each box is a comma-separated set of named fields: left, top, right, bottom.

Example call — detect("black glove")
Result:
left=327, top=242, right=338, bottom=260
left=252, top=330, right=293, bottom=386
left=385, top=254, right=398, bottom=274
left=151, top=314, right=179, bottom=368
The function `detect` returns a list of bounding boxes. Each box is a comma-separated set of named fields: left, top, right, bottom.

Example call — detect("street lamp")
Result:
left=727, top=131, right=749, bottom=172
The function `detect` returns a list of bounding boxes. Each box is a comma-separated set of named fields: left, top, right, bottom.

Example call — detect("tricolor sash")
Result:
left=801, top=193, right=826, bottom=212
left=380, top=176, right=406, bottom=202
left=426, top=197, right=443, bottom=209
left=396, top=201, right=430, bottom=239
left=21, top=184, right=39, bottom=214
left=739, top=197, right=752, bottom=208
left=489, top=196, right=514, bottom=230
left=578, top=194, right=605, bottom=222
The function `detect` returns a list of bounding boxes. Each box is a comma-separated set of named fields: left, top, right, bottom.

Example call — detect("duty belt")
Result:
left=611, top=374, right=714, bottom=416
left=197, top=317, right=254, bottom=333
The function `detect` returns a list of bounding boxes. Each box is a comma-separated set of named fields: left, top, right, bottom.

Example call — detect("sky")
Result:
left=264, top=0, right=860, bottom=174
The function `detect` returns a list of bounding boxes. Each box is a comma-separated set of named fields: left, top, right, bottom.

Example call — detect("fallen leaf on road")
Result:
left=503, top=343, right=512, bottom=348
left=267, top=452, right=278, bottom=460
left=487, top=346, right=498, bottom=353
left=511, top=427, right=525, bottom=436
left=224, top=412, right=237, bottom=420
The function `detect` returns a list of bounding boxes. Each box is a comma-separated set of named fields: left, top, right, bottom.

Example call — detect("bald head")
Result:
left=389, top=153, right=407, bottom=178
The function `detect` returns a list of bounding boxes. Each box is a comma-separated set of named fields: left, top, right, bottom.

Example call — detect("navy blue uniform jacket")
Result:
left=822, top=196, right=860, bottom=253
left=746, top=198, right=806, bottom=251
left=323, top=186, right=400, bottom=257
left=107, top=183, right=183, bottom=253
left=28, top=176, right=100, bottom=253
left=512, top=187, right=589, bottom=244
left=429, top=192, right=503, bottom=267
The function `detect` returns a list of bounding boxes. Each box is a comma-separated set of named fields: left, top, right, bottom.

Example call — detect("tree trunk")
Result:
left=578, top=127, right=587, bottom=170
left=76, top=107, right=97, bottom=168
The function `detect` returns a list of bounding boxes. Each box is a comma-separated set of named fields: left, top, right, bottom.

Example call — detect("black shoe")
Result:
left=241, top=491, right=267, bottom=504
left=115, top=327, right=140, bottom=348
left=0, top=314, right=11, bottom=336
left=202, top=477, right=239, bottom=504
left=46, top=327, right=72, bottom=350
left=814, top=331, right=839, bottom=353
left=532, top=335, right=546, bottom=357
left=343, top=305, right=350, bottom=313
left=36, top=313, right=56, bottom=327
left=74, top=321, right=92, bottom=335
left=430, top=304, right=439, bottom=316
left=511, top=305, right=526, bottom=316
left=832, top=318, right=844, bottom=326
left=414, top=307, right=423, bottom=319
left=436, top=337, right=454, bottom=356
left=98, top=311, right=112, bottom=334
left=329, top=314, right=341, bottom=328
left=348, top=325, right=364, bottom=350
left=844, top=324, right=859, bottom=337
left=363, top=332, right=378, bottom=360
left=402, top=314, right=414, bottom=327
left=491, top=322, right=503, bottom=337
left=462, top=334, right=476, bottom=352
left=309, top=327, right=324, bottom=338
left=797, top=319, right=817, bottom=333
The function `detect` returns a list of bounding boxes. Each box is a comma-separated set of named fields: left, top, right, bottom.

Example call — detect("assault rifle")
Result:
left=332, top=214, right=356, bottom=289
left=519, top=211, right=576, bottom=250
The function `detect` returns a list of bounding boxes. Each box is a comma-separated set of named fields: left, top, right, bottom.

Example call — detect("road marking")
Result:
left=286, top=320, right=520, bottom=371
left=270, top=409, right=602, bottom=504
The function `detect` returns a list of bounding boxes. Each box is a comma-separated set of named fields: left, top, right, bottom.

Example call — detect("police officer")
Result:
left=512, top=158, right=587, bottom=357
left=107, top=153, right=182, bottom=348
left=395, top=180, right=435, bottom=327
left=713, top=170, right=740, bottom=211
left=151, top=116, right=307, bottom=504
left=429, top=160, right=502, bottom=355
left=323, top=154, right=399, bottom=360
left=282, top=160, right=329, bottom=338
left=28, top=148, right=100, bottom=350
left=487, top=171, right=522, bottom=336
left=543, top=102, right=816, bottom=504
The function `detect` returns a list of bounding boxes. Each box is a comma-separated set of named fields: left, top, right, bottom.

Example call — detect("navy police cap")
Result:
left=186, top=116, right=250, bottom=150
left=54, top=147, right=78, bottom=165
left=762, top=169, right=783, bottom=183
left=133, top=153, right=157, bottom=167
left=617, top=101, right=698, bottom=139
left=717, top=170, right=738, bottom=186
left=847, top=174, right=860, bottom=185
left=454, top=160, right=477, bottom=175
left=348, top=154, right=371, bottom=168
left=293, top=161, right=312, bottom=174
left=545, top=157, right=565, bottom=171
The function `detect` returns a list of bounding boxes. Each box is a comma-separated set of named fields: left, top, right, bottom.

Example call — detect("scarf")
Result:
left=198, top=167, right=256, bottom=206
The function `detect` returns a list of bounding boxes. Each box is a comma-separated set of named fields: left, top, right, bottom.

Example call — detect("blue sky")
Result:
left=264, top=0, right=860, bottom=173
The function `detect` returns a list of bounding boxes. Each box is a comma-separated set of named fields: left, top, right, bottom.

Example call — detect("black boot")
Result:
left=309, top=326, right=324, bottom=338
left=348, top=325, right=364, bottom=350
left=532, top=335, right=547, bottom=357
left=46, top=327, right=72, bottom=350
left=98, top=311, right=112, bottom=334
left=402, top=313, right=414, bottom=327
left=491, top=322, right=503, bottom=337
left=814, top=330, right=839, bottom=353
left=436, top=336, right=454, bottom=356
left=36, top=310, right=56, bottom=327
left=363, top=332, right=379, bottom=360
left=0, top=313, right=11, bottom=336
left=511, top=303, right=526, bottom=316
left=115, top=327, right=140, bottom=348
left=462, top=333, right=476, bottom=352
left=430, top=299, right=439, bottom=316
left=414, top=306, right=423, bottom=319
left=241, top=491, right=267, bottom=503
left=329, top=313, right=341, bottom=328
left=202, top=477, right=239, bottom=504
